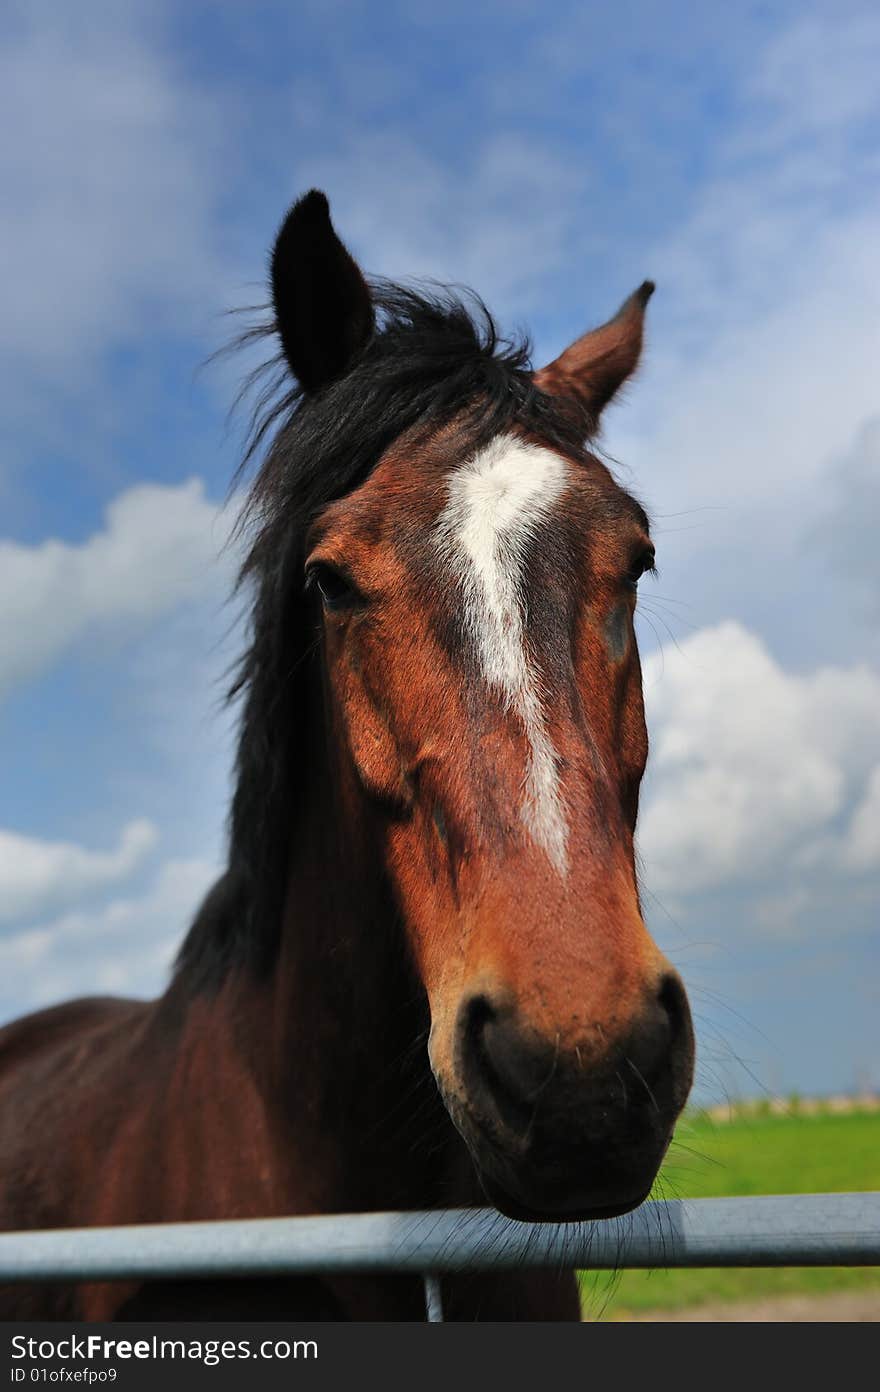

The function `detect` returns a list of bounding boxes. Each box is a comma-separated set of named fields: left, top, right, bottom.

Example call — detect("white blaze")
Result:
left=435, top=433, right=571, bottom=874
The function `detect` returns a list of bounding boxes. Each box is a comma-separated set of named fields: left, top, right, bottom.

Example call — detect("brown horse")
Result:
left=0, top=191, right=693, bottom=1321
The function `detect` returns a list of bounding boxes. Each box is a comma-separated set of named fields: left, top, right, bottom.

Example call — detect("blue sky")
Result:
left=1, top=0, right=878, bottom=1105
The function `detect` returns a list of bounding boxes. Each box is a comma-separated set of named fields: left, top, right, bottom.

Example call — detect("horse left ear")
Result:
left=270, top=190, right=375, bottom=394
left=534, top=281, right=654, bottom=430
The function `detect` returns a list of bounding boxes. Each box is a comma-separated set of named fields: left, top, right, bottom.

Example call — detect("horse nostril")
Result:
left=458, top=994, right=499, bottom=1114
left=657, top=970, right=690, bottom=1048
left=458, top=995, right=503, bottom=1098
left=455, top=974, right=694, bottom=1144
left=461, top=993, right=496, bottom=1041
left=625, top=970, right=693, bottom=1091
left=456, top=994, right=556, bottom=1137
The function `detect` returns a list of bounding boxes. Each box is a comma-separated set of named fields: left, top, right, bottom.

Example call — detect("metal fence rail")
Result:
left=0, top=1193, right=878, bottom=1285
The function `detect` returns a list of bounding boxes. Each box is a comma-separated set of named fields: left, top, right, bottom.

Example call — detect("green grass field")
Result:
left=579, top=1107, right=880, bottom=1319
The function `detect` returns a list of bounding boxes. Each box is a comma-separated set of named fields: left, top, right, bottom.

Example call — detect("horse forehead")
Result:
left=361, top=431, right=582, bottom=568
left=365, top=435, right=581, bottom=611
left=337, top=430, right=633, bottom=588
left=435, top=434, right=573, bottom=558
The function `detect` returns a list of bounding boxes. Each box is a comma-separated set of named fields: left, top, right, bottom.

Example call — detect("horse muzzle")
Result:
left=431, top=972, right=695, bottom=1222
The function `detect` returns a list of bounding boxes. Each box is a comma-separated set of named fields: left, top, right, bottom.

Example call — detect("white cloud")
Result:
left=0, top=818, right=157, bottom=925
left=619, top=205, right=880, bottom=531
left=637, top=621, right=880, bottom=896
left=747, top=10, right=880, bottom=147
left=808, top=417, right=880, bottom=618
left=0, top=3, right=224, bottom=382
left=753, top=885, right=813, bottom=937
left=0, top=854, right=217, bottom=1020
left=597, top=13, right=880, bottom=683
left=844, top=764, right=880, bottom=871
left=0, top=477, right=233, bottom=697
left=648, top=6, right=880, bottom=337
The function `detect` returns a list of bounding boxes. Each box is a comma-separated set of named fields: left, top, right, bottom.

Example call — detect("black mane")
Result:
left=175, top=281, right=587, bottom=990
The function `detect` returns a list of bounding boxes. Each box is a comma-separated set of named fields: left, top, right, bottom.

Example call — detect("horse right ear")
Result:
left=270, top=190, right=375, bottom=394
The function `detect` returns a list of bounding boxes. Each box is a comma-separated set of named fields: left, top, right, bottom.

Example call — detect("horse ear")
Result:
left=533, top=281, right=654, bottom=430
left=270, top=190, right=375, bottom=394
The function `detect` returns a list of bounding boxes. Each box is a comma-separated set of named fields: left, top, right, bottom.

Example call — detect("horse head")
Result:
left=253, top=190, right=694, bottom=1221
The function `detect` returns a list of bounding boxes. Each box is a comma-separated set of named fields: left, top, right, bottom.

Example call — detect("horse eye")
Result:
left=625, top=549, right=656, bottom=591
left=306, top=563, right=359, bottom=612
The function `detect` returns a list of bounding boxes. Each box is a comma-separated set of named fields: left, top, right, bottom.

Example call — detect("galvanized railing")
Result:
left=1, top=1193, right=878, bottom=1320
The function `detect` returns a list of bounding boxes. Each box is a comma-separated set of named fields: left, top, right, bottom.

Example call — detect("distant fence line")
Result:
left=696, top=1095, right=880, bottom=1123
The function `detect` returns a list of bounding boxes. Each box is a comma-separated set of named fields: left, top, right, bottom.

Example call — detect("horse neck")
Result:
left=256, top=702, right=468, bottom=1211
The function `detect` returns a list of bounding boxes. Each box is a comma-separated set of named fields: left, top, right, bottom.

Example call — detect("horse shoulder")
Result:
left=0, top=997, right=152, bottom=1228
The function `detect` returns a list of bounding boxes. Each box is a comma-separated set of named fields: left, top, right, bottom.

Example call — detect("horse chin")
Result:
left=477, top=1170, right=653, bottom=1224
left=450, top=1098, right=667, bottom=1223
left=437, top=1076, right=668, bottom=1225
